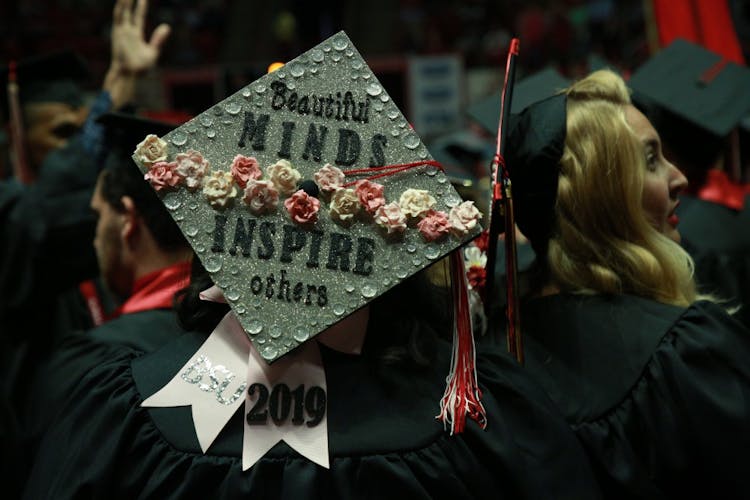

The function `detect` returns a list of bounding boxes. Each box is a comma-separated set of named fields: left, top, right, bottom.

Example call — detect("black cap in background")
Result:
left=97, top=111, right=178, bottom=160
left=467, top=68, right=571, bottom=136
left=629, top=39, right=750, bottom=177
left=629, top=39, right=750, bottom=139
left=1, top=51, right=91, bottom=119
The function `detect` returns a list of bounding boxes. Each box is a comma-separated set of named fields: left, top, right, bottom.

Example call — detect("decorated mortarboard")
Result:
left=135, top=31, right=484, bottom=469
left=629, top=39, right=750, bottom=139
left=131, top=30, right=482, bottom=364
left=467, top=68, right=571, bottom=136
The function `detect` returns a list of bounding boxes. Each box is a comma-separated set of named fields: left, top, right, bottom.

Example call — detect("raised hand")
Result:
left=111, top=0, right=171, bottom=75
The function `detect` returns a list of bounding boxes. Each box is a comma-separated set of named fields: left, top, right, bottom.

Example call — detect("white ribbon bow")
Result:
left=142, top=286, right=331, bottom=469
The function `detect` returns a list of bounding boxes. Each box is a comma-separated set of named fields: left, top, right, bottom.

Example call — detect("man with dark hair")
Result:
left=19, top=113, right=193, bottom=496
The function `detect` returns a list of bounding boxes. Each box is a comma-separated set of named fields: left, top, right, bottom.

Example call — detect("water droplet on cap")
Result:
left=248, top=320, right=263, bottom=335
left=170, top=131, right=188, bottom=146
left=255, top=84, right=267, bottom=94
left=361, top=284, right=377, bottom=298
left=224, top=102, right=242, bottom=115
left=366, top=83, right=383, bottom=97
left=184, top=223, right=199, bottom=237
left=403, top=133, right=420, bottom=150
left=204, top=256, right=222, bottom=272
left=332, top=35, right=348, bottom=51
left=332, top=54, right=342, bottom=62
left=424, top=245, right=441, bottom=259
left=164, top=193, right=181, bottom=210
left=352, top=60, right=363, bottom=70
left=311, top=49, right=324, bottom=63
left=206, top=130, right=216, bottom=139
left=333, top=303, right=346, bottom=316
left=226, top=288, right=241, bottom=301
left=387, top=109, right=399, bottom=120
left=261, top=346, right=278, bottom=361
left=289, top=62, right=305, bottom=77
left=293, top=327, right=309, bottom=342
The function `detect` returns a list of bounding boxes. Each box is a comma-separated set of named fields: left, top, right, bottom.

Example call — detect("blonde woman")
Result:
left=501, top=69, right=750, bottom=498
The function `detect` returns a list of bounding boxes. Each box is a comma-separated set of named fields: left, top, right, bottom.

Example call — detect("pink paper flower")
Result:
left=448, top=201, right=482, bottom=237
left=242, top=179, right=279, bottom=215
left=417, top=209, right=452, bottom=242
left=144, top=161, right=181, bottom=191
left=230, top=155, right=262, bottom=189
left=374, top=201, right=407, bottom=235
left=284, top=189, right=320, bottom=224
left=175, top=150, right=211, bottom=190
left=314, top=163, right=345, bottom=194
left=354, top=179, right=386, bottom=215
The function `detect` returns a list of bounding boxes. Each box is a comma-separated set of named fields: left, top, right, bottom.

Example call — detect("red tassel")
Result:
left=437, top=251, right=487, bottom=434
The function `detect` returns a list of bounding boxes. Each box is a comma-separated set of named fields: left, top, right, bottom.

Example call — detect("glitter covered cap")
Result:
left=132, top=31, right=482, bottom=362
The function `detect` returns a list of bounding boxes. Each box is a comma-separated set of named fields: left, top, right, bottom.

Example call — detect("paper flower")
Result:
left=354, top=179, right=386, bottom=215
left=463, top=245, right=487, bottom=269
left=473, top=230, right=490, bottom=253
left=134, top=134, right=168, bottom=167
left=203, top=171, right=238, bottom=208
left=329, top=188, right=360, bottom=224
left=448, top=201, right=482, bottom=237
left=267, top=159, right=302, bottom=195
left=417, top=209, right=451, bottom=242
left=399, top=188, right=436, bottom=219
left=374, top=201, right=407, bottom=235
left=230, top=155, right=262, bottom=189
left=144, top=161, right=181, bottom=191
left=175, top=150, right=211, bottom=190
left=284, top=189, right=320, bottom=224
left=466, top=265, right=487, bottom=291
left=242, top=179, right=279, bottom=215
left=314, top=163, right=345, bottom=194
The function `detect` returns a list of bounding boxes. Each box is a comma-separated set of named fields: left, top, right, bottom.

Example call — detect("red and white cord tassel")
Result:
left=437, top=251, right=487, bottom=435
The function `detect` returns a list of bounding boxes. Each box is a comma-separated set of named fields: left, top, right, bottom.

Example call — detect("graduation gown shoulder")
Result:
left=24, top=331, right=602, bottom=500
left=518, top=293, right=750, bottom=499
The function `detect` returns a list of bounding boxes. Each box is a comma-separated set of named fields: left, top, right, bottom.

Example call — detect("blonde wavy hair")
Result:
left=545, top=69, right=697, bottom=306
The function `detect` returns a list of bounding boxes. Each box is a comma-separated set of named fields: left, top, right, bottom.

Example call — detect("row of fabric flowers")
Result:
left=135, top=134, right=481, bottom=242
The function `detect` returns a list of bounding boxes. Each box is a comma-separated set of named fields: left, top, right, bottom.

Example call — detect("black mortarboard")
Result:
left=467, top=68, right=571, bottom=136
left=98, top=111, right=178, bottom=158
left=1, top=51, right=91, bottom=118
left=629, top=39, right=750, bottom=139
left=505, top=94, right=567, bottom=249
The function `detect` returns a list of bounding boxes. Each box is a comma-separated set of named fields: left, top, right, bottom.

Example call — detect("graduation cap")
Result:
left=1, top=50, right=90, bottom=117
left=99, top=111, right=179, bottom=157
left=467, top=68, right=571, bottom=137
left=131, top=31, right=483, bottom=364
left=505, top=94, right=567, bottom=253
left=629, top=39, right=750, bottom=177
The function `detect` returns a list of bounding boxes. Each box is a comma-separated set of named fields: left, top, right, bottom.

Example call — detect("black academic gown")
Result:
left=677, top=194, right=750, bottom=329
left=513, top=293, right=750, bottom=499
left=24, top=331, right=602, bottom=500
left=0, top=136, right=104, bottom=497
left=14, top=308, right=184, bottom=499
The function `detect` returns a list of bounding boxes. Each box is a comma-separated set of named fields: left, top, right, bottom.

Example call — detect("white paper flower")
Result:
left=267, top=159, right=302, bottom=195
left=399, top=188, right=436, bottom=219
left=134, top=134, right=168, bottom=167
left=203, top=171, right=238, bottom=208
left=329, top=188, right=360, bottom=224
